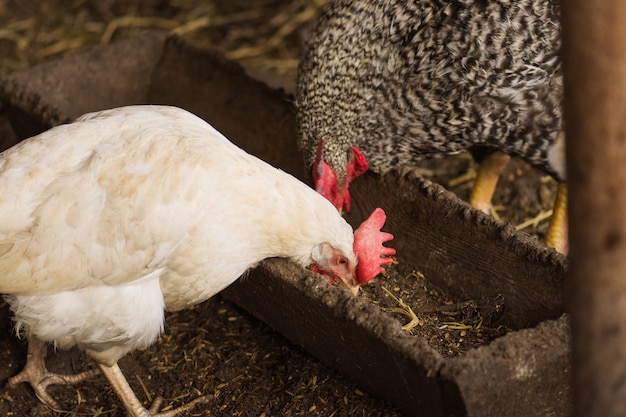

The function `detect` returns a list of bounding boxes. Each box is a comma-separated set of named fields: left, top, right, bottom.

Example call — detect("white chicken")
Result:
left=0, top=105, right=394, bottom=417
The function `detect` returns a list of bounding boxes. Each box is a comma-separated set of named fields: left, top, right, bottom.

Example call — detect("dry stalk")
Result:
left=136, top=374, right=153, bottom=403
left=101, top=16, right=179, bottom=44
left=516, top=209, right=553, bottom=231
left=438, top=321, right=473, bottom=331
left=226, top=3, right=320, bottom=60
left=447, top=166, right=476, bottom=188
left=381, top=286, right=421, bottom=332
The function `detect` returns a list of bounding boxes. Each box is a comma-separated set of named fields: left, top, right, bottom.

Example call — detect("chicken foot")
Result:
left=98, top=362, right=212, bottom=417
left=8, top=337, right=100, bottom=410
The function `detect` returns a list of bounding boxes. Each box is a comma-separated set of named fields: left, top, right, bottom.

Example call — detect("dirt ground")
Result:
left=0, top=1, right=559, bottom=416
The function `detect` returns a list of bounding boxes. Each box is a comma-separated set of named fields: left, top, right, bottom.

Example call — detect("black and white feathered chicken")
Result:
left=296, top=0, right=567, bottom=253
left=0, top=105, right=394, bottom=417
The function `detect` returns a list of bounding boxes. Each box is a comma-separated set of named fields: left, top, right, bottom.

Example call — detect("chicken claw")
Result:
left=8, top=337, right=100, bottom=410
left=98, top=362, right=212, bottom=417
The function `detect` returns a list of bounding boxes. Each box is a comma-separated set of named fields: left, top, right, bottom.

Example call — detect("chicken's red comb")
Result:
left=353, top=208, right=395, bottom=285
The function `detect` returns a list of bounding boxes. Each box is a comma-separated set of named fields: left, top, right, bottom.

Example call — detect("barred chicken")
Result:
left=297, top=0, right=567, bottom=253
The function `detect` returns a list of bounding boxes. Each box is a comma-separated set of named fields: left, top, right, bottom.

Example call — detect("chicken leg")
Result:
left=544, top=183, right=568, bottom=255
left=8, top=337, right=100, bottom=410
left=468, top=151, right=568, bottom=255
left=468, top=151, right=511, bottom=214
left=97, top=362, right=212, bottom=417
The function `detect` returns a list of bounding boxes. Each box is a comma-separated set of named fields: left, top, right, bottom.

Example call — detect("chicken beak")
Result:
left=311, top=265, right=359, bottom=295
left=336, top=276, right=359, bottom=296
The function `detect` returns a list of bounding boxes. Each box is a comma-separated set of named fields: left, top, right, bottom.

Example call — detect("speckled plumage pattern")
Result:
left=297, top=0, right=564, bottom=185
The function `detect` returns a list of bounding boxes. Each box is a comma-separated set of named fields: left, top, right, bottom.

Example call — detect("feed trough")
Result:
left=0, top=31, right=571, bottom=417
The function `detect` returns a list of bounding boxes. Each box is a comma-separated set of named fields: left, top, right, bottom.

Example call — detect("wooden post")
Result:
left=562, top=1, right=626, bottom=416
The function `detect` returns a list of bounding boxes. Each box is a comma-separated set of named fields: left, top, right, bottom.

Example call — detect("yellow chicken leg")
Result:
left=468, top=151, right=568, bottom=254
left=468, top=151, right=512, bottom=213
left=544, top=183, right=568, bottom=255
left=98, top=362, right=212, bottom=417
left=8, top=337, right=100, bottom=410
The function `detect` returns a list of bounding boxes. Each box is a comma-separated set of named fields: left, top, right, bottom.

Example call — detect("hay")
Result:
left=0, top=0, right=329, bottom=77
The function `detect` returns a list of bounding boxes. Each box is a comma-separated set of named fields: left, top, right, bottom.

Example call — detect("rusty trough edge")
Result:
left=223, top=259, right=452, bottom=417
left=441, top=313, right=572, bottom=417
left=346, top=170, right=568, bottom=330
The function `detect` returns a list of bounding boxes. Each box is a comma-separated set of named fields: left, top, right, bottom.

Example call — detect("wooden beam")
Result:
left=562, top=1, right=626, bottom=416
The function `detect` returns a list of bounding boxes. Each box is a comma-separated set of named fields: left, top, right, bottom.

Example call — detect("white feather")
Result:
left=0, top=105, right=356, bottom=365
